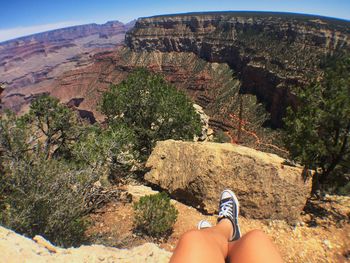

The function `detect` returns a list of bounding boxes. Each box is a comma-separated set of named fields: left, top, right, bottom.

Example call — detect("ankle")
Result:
left=217, top=218, right=233, bottom=241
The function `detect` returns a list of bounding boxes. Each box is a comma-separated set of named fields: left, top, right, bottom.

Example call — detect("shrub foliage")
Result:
left=284, top=55, right=350, bottom=193
left=0, top=96, right=133, bottom=246
left=0, top=158, right=96, bottom=247
left=0, top=69, right=200, bottom=245
left=133, top=192, right=178, bottom=237
left=100, top=68, right=202, bottom=158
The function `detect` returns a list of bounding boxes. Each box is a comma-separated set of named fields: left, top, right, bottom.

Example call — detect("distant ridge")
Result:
left=145, top=11, right=350, bottom=24
left=0, top=19, right=134, bottom=94
left=0, top=20, right=135, bottom=45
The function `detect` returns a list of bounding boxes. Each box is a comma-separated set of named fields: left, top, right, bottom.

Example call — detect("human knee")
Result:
left=179, top=229, right=203, bottom=243
left=242, top=229, right=270, bottom=243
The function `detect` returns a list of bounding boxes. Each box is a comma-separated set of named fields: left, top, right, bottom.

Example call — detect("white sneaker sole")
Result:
left=197, top=220, right=212, bottom=229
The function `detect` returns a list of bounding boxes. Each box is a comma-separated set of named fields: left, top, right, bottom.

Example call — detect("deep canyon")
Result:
left=1, top=12, right=349, bottom=153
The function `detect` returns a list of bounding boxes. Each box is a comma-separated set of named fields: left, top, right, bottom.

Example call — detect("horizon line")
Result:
left=145, top=10, right=350, bottom=22
left=1, top=10, right=349, bottom=44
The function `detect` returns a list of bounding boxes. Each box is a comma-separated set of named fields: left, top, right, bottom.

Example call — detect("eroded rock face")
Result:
left=145, top=140, right=312, bottom=221
left=126, top=12, right=350, bottom=127
left=0, top=226, right=171, bottom=262
left=2, top=48, right=240, bottom=121
left=0, top=84, right=3, bottom=111
left=2, top=46, right=284, bottom=154
left=0, top=20, right=134, bottom=90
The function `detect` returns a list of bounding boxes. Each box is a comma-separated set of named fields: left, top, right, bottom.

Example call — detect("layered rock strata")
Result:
left=0, top=84, right=3, bottom=110
left=145, top=140, right=312, bottom=221
left=0, top=20, right=134, bottom=90
left=126, top=12, right=350, bottom=127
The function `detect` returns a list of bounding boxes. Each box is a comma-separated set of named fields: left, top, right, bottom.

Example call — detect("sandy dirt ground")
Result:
left=87, top=189, right=350, bottom=263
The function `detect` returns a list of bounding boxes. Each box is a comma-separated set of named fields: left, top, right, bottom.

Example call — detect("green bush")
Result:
left=0, top=157, right=97, bottom=247
left=0, top=95, right=134, bottom=247
left=337, top=180, right=350, bottom=196
left=213, top=130, right=232, bottom=143
left=284, top=54, right=350, bottom=192
left=133, top=192, right=178, bottom=238
left=100, top=68, right=202, bottom=159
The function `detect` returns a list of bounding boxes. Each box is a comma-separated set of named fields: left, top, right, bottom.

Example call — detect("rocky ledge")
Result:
left=0, top=226, right=171, bottom=263
left=126, top=12, right=350, bottom=127
left=145, top=140, right=312, bottom=221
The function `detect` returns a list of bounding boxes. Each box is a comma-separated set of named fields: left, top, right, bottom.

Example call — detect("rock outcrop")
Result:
left=126, top=12, right=350, bottom=128
left=0, top=226, right=171, bottom=263
left=145, top=140, right=312, bottom=221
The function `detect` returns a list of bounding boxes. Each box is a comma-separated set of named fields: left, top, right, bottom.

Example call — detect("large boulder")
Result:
left=145, top=140, right=312, bottom=221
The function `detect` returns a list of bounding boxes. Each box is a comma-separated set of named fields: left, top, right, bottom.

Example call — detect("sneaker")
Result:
left=197, top=220, right=212, bottom=230
left=217, top=189, right=241, bottom=241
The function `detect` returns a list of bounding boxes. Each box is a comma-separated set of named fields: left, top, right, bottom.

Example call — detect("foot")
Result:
left=217, top=189, right=241, bottom=241
left=197, top=220, right=212, bottom=230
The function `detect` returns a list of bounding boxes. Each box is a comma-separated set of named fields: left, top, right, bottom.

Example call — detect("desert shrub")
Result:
left=26, top=94, right=80, bottom=160
left=100, top=68, right=202, bottom=159
left=69, top=123, right=137, bottom=184
left=0, top=157, right=97, bottom=247
left=133, top=192, right=178, bottom=238
left=338, top=183, right=350, bottom=196
left=0, top=95, right=134, bottom=246
left=213, top=130, right=232, bottom=143
left=0, top=109, right=97, bottom=247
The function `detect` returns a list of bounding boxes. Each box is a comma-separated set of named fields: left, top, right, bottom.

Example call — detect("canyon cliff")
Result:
left=0, top=20, right=134, bottom=90
left=126, top=12, right=350, bottom=128
left=1, top=12, right=349, bottom=154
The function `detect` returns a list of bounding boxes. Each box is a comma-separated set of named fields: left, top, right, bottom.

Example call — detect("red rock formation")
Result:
left=2, top=47, right=284, bottom=155
left=0, top=84, right=3, bottom=110
left=0, top=20, right=134, bottom=90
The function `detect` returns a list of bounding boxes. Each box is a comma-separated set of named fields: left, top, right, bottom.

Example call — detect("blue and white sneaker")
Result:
left=197, top=220, right=212, bottom=230
left=217, top=189, right=241, bottom=241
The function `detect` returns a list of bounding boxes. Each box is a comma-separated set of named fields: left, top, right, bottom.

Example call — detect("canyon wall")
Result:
left=126, top=12, right=350, bottom=128
left=2, top=12, right=349, bottom=154
left=0, top=20, right=134, bottom=90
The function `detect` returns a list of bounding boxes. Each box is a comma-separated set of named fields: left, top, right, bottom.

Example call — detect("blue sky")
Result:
left=1, top=0, right=349, bottom=42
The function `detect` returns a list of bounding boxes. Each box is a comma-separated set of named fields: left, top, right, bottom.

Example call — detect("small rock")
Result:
left=127, top=185, right=159, bottom=202
left=33, top=235, right=59, bottom=253
left=93, top=181, right=102, bottom=188
left=323, top=239, right=333, bottom=249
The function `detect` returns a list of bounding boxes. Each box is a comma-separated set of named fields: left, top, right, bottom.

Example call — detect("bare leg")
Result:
left=170, top=219, right=232, bottom=263
left=170, top=224, right=282, bottom=263
left=228, top=230, right=283, bottom=263
left=171, top=188, right=282, bottom=263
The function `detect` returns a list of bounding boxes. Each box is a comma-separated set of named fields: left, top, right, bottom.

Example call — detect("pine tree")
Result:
left=284, top=55, right=350, bottom=192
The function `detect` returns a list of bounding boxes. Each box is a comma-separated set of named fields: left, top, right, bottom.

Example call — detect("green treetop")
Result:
left=100, top=68, right=202, bottom=158
left=284, top=55, right=350, bottom=193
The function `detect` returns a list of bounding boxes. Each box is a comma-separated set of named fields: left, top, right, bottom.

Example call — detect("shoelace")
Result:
left=219, top=200, right=234, bottom=218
